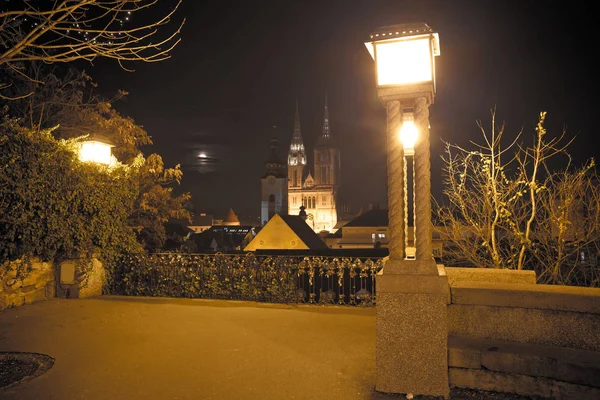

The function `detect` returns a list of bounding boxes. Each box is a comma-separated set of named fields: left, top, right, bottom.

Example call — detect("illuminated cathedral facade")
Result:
left=261, top=98, right=341, bottom=232
left=287, top=99, right=340, bottom=233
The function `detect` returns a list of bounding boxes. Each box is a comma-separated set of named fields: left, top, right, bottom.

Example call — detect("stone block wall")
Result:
left=0, top=259, right=55, bottom=311
left=78, top=258, right=105, bottom=298
left=1, top=258, right=105, bottom=311
left=446, top=268, right=600, bottom=399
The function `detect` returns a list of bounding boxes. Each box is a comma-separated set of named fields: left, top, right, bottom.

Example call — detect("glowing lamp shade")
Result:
left=399, top=120, right=418, bottom=154
left=376, top=38, right=432, bottom=85
left=79, top=140, right=113, bottom=165
left=365, top=23, right=440, bottom=87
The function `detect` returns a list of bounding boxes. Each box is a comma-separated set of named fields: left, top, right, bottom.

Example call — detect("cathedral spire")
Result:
left=290, top=98, right=304, bottom=151
left=316, top=95, right=334, bottom=147
left=288, top=98, right=306, bottom=167
left=321, top=94, right=330, bottom=139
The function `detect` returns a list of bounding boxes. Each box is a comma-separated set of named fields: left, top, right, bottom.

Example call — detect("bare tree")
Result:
left=0, top=0, right=184, bottom=97
left=437, top=111, right=578, bottom=273
left=532, top=163, right=600, bottom=286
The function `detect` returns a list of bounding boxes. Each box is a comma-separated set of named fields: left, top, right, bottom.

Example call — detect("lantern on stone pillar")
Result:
left=365, top=22, right=449, bottom=398
left=364, top=22, right=440, bottom=263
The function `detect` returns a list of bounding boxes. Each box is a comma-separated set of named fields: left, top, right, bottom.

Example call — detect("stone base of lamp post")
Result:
left=376, top=258, right=450, bottom=398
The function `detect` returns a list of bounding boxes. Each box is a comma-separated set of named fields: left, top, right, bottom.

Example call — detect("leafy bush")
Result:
left=0, top=117, right=141, bottom=278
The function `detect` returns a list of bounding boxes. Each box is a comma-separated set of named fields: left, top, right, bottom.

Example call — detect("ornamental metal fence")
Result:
left=108, top=252, right=385, bottom=306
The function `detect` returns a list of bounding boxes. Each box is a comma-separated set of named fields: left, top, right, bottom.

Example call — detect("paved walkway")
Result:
left=0, top=296, right=382, bottom=400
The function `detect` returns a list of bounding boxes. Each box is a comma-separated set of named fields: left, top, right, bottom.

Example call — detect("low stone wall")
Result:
left=0, top=259, right=55, bottom=311
left=446, top=267, right=600, bottom=399
left=1, top=258, right=105, bottom=311
left=78, top=258, right=105, bottom=299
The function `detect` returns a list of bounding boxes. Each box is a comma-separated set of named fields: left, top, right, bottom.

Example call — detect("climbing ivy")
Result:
left=0, top=117, right=141, bottom=278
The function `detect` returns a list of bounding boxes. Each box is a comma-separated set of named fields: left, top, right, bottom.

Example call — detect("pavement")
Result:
left=0, top=296, right=383, bottom=400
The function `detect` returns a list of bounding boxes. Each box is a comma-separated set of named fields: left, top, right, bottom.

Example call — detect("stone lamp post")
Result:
left=365, top=22, right=450, bottom=397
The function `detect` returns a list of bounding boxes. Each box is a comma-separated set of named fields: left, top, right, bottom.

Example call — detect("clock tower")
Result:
left=260, top=127, right=288, bottom=226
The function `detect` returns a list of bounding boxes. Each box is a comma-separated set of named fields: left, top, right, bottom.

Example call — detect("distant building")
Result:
left=260, top=129, right=288, bottom=226
left=244, top=214, right=328, bottom=251
left=324, top=207, right=453, bottom=259
left=194, top=225, right=255, bottom=252
left=220, top=208, right=241, bottom=226
left=188, top=213, right=213, bottom=234
left=286, top=98, right=340, bottom=233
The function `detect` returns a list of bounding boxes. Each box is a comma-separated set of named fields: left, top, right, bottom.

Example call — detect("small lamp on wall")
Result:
left=78, top=134, right=115, bottom=166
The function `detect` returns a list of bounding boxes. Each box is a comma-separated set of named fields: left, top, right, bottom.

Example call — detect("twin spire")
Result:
left=288, top=95, right=331, bottom=158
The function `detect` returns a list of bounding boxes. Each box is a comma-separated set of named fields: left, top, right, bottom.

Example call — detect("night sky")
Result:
left=89, top=0, right=598, bottom=224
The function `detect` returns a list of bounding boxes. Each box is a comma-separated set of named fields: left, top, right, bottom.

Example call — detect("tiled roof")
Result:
left=343, top=209, right=388, bottom=228
left=279, top=215, right=328, bottom=250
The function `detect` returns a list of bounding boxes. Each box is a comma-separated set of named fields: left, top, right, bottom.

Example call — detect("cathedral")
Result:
left=261, top=98, right=340, bottom=233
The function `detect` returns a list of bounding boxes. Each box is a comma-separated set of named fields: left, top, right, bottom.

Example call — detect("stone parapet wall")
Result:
left=0, top=259, right=55, bottom=311
left=447, top=268, right=600, bottom=398
left=448, top=281, right=600, bottom=351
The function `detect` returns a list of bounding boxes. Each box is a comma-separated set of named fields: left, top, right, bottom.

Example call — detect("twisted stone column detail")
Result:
left=413, top=97, right=433, bottom=260
left=386, top=100, right=405, bottom=260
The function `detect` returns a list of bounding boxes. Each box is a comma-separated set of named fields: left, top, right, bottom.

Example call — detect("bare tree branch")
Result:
left=0, top=0, right=184, bottom=92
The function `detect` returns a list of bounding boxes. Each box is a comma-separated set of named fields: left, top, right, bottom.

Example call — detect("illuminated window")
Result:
left=371, top=233, right=376, bottom=242
left=378, top=233, right=386, bottom=239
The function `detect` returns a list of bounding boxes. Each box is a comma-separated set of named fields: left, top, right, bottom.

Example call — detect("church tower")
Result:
left=314, top=96, right=341, bottom=187
left=311, top=96, right=340, bottom=232
left=288, top=100, right=306, bottom=189
left=287, top=100, right=306, bottom=216
left=260, top=127, right=288, bottom=226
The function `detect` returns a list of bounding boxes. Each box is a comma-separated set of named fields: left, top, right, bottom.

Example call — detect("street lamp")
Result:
left=78, top=134, right=115, bottom=166
left=365, top=22, right=449, bottom=397
left=364, top=22, right=439, bottom=265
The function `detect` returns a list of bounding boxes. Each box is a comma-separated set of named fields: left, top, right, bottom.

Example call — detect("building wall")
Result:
left=328, top=225, right=444, bottom=256
left=288, top=187, right=337, bottom=233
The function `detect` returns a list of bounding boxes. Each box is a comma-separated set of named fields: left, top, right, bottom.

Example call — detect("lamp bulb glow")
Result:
left=399, top=120, right=418, bottom=152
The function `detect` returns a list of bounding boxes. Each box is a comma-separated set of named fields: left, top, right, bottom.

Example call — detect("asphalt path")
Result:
left=0, top=296, right=379, bottom=400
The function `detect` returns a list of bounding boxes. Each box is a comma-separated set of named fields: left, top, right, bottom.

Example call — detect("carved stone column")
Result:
left=376, top=97, right=449, bottom=399
left=386, top=100, right=405, bottom=261
left=413, top=96, right=433, bottom=261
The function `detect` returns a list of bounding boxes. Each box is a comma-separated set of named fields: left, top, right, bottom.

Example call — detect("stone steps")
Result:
left=448, top=335, right=600, bottom=399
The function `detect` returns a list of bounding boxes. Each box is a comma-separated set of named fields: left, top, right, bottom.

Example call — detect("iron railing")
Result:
left=109, top=253, right=385, bottom=306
